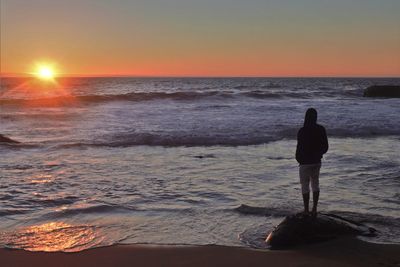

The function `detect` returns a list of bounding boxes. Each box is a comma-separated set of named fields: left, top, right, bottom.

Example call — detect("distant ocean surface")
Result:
left=1, top=77, right=399, bottom=252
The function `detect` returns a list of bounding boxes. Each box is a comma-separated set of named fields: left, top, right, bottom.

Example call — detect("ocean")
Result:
left=0, top=77, right=399, bottom=252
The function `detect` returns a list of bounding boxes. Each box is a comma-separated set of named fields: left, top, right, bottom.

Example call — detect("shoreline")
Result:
left=1, top=238, right=399, bottom=267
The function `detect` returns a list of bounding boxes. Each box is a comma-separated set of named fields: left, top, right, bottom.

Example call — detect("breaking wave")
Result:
left=58, top=134, right=282, bottom=148
left=39, top=204, right=136, bottom=220
left=0, top=91, right=261, bottom=106
left=2, top=127, right=400, bottom=149
left=0, top=89, right=366, bottom=107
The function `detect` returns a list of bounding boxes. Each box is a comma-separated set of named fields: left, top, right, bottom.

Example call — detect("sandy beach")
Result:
left=1, top=238, right=399, bottom=267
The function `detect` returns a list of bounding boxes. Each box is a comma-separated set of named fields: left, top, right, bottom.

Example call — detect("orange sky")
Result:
left=1, top=0, right=400, bottom=77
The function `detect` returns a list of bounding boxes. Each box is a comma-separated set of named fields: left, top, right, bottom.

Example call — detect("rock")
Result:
left=194, top=154, right=215, bottom=159
left=363, top=85, right=400, bottom=98
left=265, top=212, right=376, bottom=249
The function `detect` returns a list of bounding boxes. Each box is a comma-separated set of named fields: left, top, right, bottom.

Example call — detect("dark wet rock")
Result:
left=363, top=85, right=400, bottom=98
left=194, top=154, right=215, bottom=159
left=265, top=213, right=376, bottom=249
left=0, top=134, right=19, bottom=143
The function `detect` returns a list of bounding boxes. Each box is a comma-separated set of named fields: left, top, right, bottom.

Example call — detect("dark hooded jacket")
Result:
left=296, top=110, right=328, bottom=165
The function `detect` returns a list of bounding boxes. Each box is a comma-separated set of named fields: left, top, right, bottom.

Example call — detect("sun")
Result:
left=33, top=63, right=57, bottom=81
left=38, top=67, right=54, bottom=80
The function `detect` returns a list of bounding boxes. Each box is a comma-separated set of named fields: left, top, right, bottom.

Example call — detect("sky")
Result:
left=1, top=0, right=400, bottom=77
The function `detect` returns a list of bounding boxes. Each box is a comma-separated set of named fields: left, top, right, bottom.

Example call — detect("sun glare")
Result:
left=33, top=64, right=57, bottom=81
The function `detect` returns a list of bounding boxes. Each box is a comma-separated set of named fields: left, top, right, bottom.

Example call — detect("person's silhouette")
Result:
left=296, top=108, right=328, bottom=216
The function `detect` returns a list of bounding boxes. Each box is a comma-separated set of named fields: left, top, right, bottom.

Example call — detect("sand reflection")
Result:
left=4, top=222, right=99, bottom=252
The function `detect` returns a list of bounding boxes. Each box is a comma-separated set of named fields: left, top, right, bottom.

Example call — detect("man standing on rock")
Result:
left=296, top=108, right=328, bottom=216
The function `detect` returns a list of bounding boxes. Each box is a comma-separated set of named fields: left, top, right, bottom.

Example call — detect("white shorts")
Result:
left=299, top=163, right=321, bottom=194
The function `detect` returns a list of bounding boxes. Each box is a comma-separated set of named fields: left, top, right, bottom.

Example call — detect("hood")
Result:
left=304, top=108, right=317, bottom=127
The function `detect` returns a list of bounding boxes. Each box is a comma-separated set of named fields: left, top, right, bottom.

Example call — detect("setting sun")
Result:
left=33, top=64, right=57, bottom=80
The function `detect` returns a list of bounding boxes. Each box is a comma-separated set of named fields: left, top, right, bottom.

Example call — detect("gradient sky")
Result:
left=1, top=0, right=399, bottom=77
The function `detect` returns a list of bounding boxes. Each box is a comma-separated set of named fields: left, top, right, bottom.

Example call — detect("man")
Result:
left=296, top=108, right=328, bottom=216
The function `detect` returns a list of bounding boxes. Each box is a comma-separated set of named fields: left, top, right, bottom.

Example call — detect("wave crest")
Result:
left=0, top=90, right=299, bottom=107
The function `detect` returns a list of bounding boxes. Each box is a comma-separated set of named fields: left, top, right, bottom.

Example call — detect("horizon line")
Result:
left=1, top=73, right=400, bottom=79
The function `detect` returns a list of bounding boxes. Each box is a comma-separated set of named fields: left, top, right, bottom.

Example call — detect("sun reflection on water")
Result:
left=30, top=174, right=54, bottom=184
left=3, top=222, right=100, bottom=252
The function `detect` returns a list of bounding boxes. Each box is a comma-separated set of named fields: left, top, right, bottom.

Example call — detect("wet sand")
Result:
left=1, top=238, right=399, bottom=267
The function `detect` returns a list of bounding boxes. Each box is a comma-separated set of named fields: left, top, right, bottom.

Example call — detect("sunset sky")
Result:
left=1, top=0, right=399, bottom=77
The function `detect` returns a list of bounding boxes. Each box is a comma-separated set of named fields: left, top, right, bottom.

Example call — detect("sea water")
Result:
left=0, top=77, right=399, bottom=252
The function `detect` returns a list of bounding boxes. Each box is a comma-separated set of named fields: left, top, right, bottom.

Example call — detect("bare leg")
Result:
left=302, top=193, right=310, bottom=214
left=312, top=191, right=319, bottom=215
